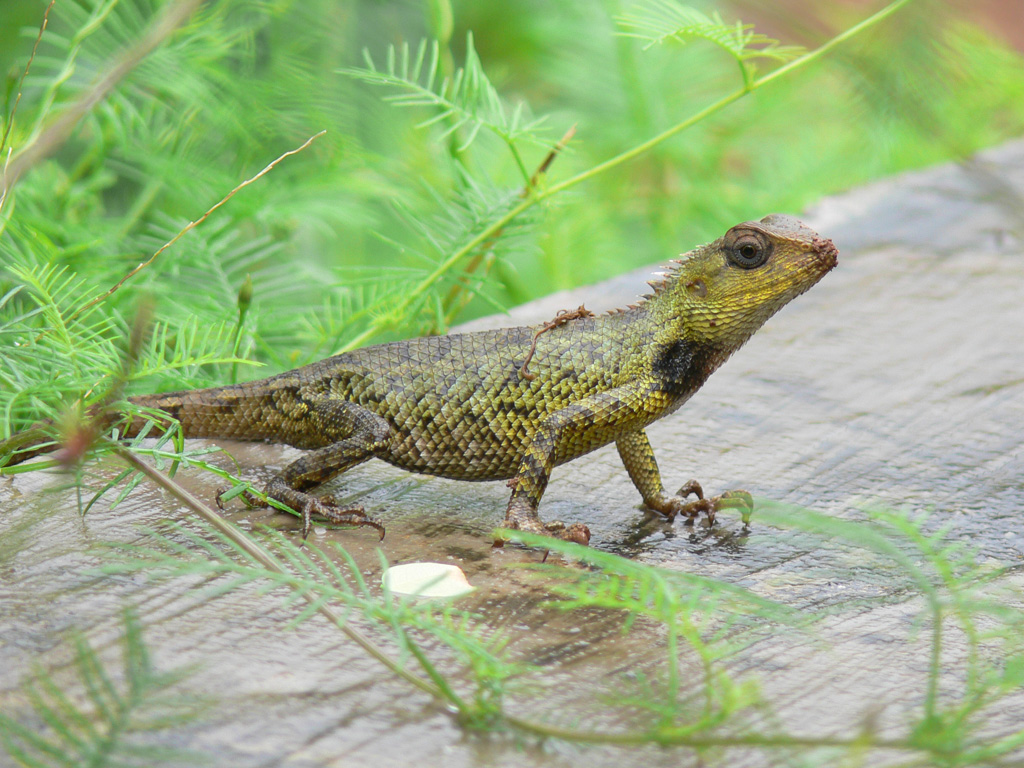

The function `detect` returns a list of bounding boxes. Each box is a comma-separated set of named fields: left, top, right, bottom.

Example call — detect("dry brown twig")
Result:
left=529, top=124, right=577, bottom=188
left=68, top=130, right=327, bottom=323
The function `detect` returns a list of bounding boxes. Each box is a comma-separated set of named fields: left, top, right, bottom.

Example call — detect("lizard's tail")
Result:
left=1, top=381, right=281, bottom=469
left=127, top=381, right=283, bottom=443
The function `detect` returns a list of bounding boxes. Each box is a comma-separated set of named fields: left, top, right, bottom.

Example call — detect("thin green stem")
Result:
left=500, top=717, right=923, bottom=751
left=406, top=639, right=468, bottom=713
left=744, top=0, right=915, bottom=92
left=338, top=0, right=916, bottom=353
left=926, top=607, right=941, bottom=722
left=739, top=58, right=753, bottom=91
left=547, top=0, right=916, bottom=198
left=507, top=141, right=531, bottom=187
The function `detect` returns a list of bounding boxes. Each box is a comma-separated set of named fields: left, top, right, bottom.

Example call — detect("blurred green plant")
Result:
left=0, top=609, right=204, bottom=768
left=617, top=2, right=804, bottom=87
left=343, top=33, right=550, bottom=161
left=501, top=504, right=1024, bottom=764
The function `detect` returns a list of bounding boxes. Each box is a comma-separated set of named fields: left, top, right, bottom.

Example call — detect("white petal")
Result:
left=383, top=562, right=474, bottom=598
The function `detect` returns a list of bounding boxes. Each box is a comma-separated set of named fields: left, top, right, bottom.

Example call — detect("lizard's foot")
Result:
left=542, top=520, right=591, bottom=546
left=493, top=505, right=591, bottom=548
left=299, top=495, right=386, bottom=541
left=647, top=481, right=754, bottom=526
left=263, top=479, right=385, bottom=541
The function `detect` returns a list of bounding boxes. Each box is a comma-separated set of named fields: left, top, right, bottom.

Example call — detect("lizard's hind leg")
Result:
left=265, top=399, right=392, bottom=539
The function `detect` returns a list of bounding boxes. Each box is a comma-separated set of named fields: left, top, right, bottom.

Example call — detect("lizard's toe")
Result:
left=319, top=501, right=386, bottom=540
left=215, top=485, right=262, bottom=510
left=676, top=480, right=704, bottom=500
left=300, top=496, right=385, bottom=541
left=544, top=520, right=590, bottom=545
left=241, top=489, right=264, bottom=509
left=560, top=523, right=591, bottom=546
left=656, top=484, right=753, bottom=527
left=493, top=515, right=590, bottom=548
left=680, top=498, right=715, bottom=526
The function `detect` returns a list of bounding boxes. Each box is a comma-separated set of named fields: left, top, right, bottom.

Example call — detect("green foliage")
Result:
left=0, top=237, right=249, bottom=432
left=746, top=504, right=1024, bottom=765
left=343, top=33, right=549, bottom=156
left=0, top=609, right=203, bottom=768
left=2, top=1, right=1024, bottom=760
left=81, top=480, right=1024, bottom=762
left=495, top=505, right=1024, bottom=761
left=617, top=0, right=804, bottom=86
left=7, top=417, right=1024, bottom=762
left=516, top=531, right=794, bottom=735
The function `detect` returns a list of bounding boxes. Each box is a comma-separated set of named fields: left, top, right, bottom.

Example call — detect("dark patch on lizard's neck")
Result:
left=651, top=338, right=718, bottom=398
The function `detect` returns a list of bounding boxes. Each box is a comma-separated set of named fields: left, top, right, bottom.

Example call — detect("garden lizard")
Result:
left=2, top=215, right=838, bottom=546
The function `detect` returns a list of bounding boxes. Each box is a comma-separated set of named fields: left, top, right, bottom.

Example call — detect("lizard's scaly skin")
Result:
left=4, top=215, right=838, bottom=545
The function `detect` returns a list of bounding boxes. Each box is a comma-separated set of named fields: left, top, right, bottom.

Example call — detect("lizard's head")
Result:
left=668, top=214, right=838, bottom=351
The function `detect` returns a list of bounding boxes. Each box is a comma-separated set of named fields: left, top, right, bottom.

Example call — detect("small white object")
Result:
left=383, top=562, right=474, bottom=598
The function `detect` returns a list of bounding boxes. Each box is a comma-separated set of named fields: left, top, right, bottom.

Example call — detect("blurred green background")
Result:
left=1, top=0, right=1022, bottom=412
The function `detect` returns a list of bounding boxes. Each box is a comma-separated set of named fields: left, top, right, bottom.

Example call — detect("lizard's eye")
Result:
left=724, top=228, right=773, bottom=269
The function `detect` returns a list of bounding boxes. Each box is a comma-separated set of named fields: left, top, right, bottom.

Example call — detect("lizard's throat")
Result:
left=650, top=337, right=723, bottom=400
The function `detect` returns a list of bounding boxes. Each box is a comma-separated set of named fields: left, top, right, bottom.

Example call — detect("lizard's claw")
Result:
left=300, top=495, right=386, bottom=541
left=261, top=478, right=385, bottom=541
left=676, top=479, right=704, bottom=500
left=651, top=482, right=753, bottom=526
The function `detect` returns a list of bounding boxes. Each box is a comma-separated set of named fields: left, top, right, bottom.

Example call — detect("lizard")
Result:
left=1, top=214, right=838, bottom=547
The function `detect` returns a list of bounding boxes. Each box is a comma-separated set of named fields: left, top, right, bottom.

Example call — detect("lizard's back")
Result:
left=132, top=314, right=640, bottom=481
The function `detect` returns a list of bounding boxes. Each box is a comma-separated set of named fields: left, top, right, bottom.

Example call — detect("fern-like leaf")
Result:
left=617, top=1, right=803, bottom=83
left=341, top=33, right=548, bottom=151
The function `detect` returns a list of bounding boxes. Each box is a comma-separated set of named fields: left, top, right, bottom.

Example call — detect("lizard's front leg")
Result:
left=615, top=429, right=753, bottom=526
left=497, top=426, right=592, bottom=548
left=495, top=384, right=662, bottom=548
left=491, top=405, right=598, bottom=548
